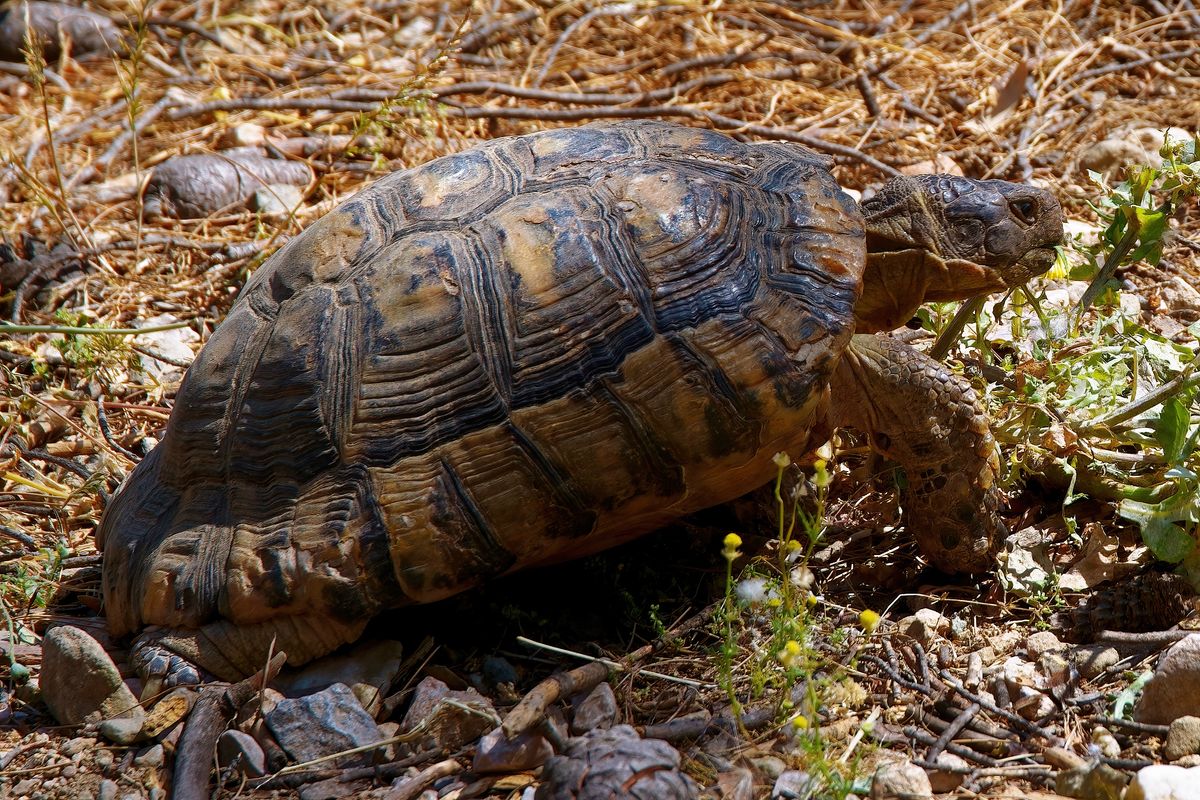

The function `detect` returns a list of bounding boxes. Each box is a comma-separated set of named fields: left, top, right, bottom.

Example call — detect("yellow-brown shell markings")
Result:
left=100, top=121, right=864, bottom=649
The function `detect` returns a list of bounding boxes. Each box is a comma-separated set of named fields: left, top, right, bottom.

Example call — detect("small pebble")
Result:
left=871, top=759, right=932, bottom=800
left=926, top=752, right=969, bottom=793
left=483, top=655, right=519, bottom=687
left=750, top=755, right=788, bottom=781
left=1072, top=644, right=1120, bottom=681
left=474, top=727, right=553, bottom=773
left=1025, top=630, right=1063, bottom=661
left=570, top=682, right=618, bottom=734
left=1056, top=762, right=1129, bottom=799
left=94, top=750, right=115, bottom=770
left=265, top=682, right=384, bottom=768
left=12, top=779, right=38, bottom=795
left=99, top=715, right=145, bottom=745
left=218, top=729, right=268, bottom=778
left=254, top=184, right=304, bottom=217
left=97, top=780, right=117, bottom=800
left=773, top=770, right=815, bottom=799
left=1165, top=716, right=1200, bottom=762
left=134, top=744, right=164, bottom=768
left=62, top=736, right=95, bottom=756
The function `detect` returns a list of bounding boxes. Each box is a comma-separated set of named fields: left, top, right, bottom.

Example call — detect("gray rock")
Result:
left=218, top=730, right=267, bottom=778
left=1079, top=127, right=1193, bottom=177
left=41, top=626, right=143, bottom=726
left=276, top=640, right=404, bottom=718
left=483, top=655, right=519, bottom=687
left=1136, top=635, right=1200, bottom=724
left=1055, top=762, right=1129, bottom=799
left=98, top=716, right=145, bottom=745
left=1123, top=764, right=1200, bottom=800
left=896, top=609, right=948, bottom=648
left=297, top=776, right=371, bottom=800
left=926, top=752, right=968, bottom=793
left=0, top=1, right=125, bottom=62
left=13, top=779, right=38, bottom=795
left=871, top=760, right=932, bottom=800
left=570, top=682, right=617, bottom=735
left=97, top=780, right=118, bottom=800
left=133, top=315, right=197, bottom=384
left=1026, top=630, right=1064, bottom=660
left=773, top=770, right=816, bottom=799
left=62, top=737, right=95, bottom=756
left=222, top=123, right=267, bottom=149
left=400, top=676, right=498, bottom=752
left=1072, top=644, right=1120, bottom=680
left=245, top=717, right=289, bottom=773
left=1165, top=717, right=1200, bottom=762
left=265, top=683, right=384, bottom=767
left=750, top=755, right=788, bottom=781
left=474, top=726, right=554, bottom=773
left=713, top=768, right=755, bottom=800
left=254, top=184, right=305, bottom=217
left=134, top=744, right=163, bottom=768
left=1040, top=653, right=1072, bottom=687
left=144, top=153, right=312, bottom=219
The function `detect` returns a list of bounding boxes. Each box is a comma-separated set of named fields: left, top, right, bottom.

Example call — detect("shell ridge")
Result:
left=505, top=421, right=597, bottom=538
left=458, top=225, right=516, bottom=406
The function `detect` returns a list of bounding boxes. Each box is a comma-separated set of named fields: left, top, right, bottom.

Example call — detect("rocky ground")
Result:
left=1, top=0, right=1200, bottom=798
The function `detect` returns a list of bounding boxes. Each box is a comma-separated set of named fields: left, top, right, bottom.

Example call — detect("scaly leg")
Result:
left=130, top=615, right=368, bottom=692
left=829, top=334, right=1003, bottom=573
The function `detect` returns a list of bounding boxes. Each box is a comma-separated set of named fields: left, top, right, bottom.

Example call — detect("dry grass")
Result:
left=1, top=0, right=1199, bottom=795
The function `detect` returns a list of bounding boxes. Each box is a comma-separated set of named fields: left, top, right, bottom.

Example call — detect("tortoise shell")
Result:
left=100, top=121, right=863, bottom=647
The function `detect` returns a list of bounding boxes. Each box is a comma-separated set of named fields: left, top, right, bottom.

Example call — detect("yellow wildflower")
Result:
left=722, top=533, right=742, bottom=561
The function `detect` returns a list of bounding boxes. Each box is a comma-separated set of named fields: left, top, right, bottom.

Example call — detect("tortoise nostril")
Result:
left=1010, top=197, right=1037, bottom=225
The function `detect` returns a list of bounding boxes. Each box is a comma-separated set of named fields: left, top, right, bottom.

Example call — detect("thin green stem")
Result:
left=930, top=296, right=985, bottom=361
left=1081, top=360, right=1200, bottom=432
left=0, top=321, right=191, bottom=336
left=1078, top=199, right=1171, bottom=312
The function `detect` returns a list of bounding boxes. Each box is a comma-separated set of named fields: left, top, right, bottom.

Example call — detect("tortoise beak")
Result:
left=1008, top=243, right=1060, bottom=286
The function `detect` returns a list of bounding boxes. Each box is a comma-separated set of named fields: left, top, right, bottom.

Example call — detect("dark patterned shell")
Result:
left=100, top=121, right=864, bottom=641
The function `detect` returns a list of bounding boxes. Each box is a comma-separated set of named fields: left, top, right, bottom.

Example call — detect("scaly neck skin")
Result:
left=855, top=249, right=1008, bottom=334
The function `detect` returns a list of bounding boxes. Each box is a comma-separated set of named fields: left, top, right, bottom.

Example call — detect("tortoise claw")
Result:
left=131, top=634, right=203, bottom=695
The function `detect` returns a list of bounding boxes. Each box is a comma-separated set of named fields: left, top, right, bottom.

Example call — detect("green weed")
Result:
left=939, top=132, right=1200, bottom=589
left=716, top=456, right=877, bottom=795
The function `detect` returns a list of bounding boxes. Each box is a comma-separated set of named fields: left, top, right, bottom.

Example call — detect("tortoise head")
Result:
left=854, top=174, right=1064, bottom=333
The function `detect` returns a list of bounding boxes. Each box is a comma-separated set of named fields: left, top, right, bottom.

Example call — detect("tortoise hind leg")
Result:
left=131, top=614, right=368, bottom=688
left=829, top=334, right=1003, bottom=573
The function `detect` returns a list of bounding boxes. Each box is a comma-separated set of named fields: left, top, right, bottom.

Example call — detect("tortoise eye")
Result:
left=1010, top=197, right=1038, bottom=225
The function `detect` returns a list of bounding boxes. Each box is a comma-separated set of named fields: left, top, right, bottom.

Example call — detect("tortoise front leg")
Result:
left=829, top=333, right=1003, bottom=573
left=130, top=614, right=369, bottom=691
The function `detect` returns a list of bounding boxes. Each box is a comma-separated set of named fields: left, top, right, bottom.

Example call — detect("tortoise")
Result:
left=99, top=121, right=1063, bottom=683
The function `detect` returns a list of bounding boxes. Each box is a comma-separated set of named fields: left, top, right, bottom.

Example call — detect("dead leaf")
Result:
left=993, top=59, right=1029, bottom=116
left=1059, top=523, right=1119, bottom=591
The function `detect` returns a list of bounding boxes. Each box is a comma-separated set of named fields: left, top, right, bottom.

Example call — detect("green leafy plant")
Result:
left=45, top=310, right=138, bottom=384
left=959, top=132, right=1200, bottom=586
